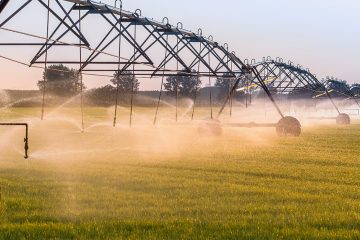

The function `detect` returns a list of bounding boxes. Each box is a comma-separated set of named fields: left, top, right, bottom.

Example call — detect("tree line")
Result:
left=38, top=64, right=359, bottom=103
left=38, top=64, right=230, bottom=97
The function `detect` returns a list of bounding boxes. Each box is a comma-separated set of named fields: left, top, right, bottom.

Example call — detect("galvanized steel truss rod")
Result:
left=149, top=30, right=239, bottom=78
left=0, top=1, right=90, bottom=66
left=0, top=27, right=124, bottom=64
left=153, top=34, right=169, bottom=126
left=278, top=66, right=317, bottom=90
left=253, top=61, right=320, bottom=94
left=252, top=63, right=301, bottom=98
left=1, top=0, right=287, bottom=121
left=0, top=0, right=32, bottom=28
left=81, top=2, right=153, bottom=68
left=5, top=0, right=89, bottom=66
left=30, top=4, right=90, bottom=66
left=217, top=76, right=243, bottom=119
left=254, top=62, right=306, bottom=91
left=268, top=66, right=306, bottom=93
left=324, top=81, right=360, bottom=109
left=208, top=54, right=213, bottom=119
left=284, top=64, right=323, bottom=90
left=254, top=61, right=308, bottom=89
left=36, top=0, right=88, bottom=44
left=252, top=67, right=284, bottom=118
left=191, top=41, right=203, bottom=120
left=31, top=0, right=90, bottom=63
left=151, top=33, right=215, bottom=77
left=90, top=20, right=189, bottom=75
left=0, top=0, right=11, bottom=13
left=78, top=4, right=85, bottom=132
left=175, top=38, right=179, bottom=122
left=229, top=58, right=234, bottom=116
left=0, top=0, right=246, bottom=76
left=289, top=71, right=322, bottom=94
left=78, top=14, right=135, bottom=70
left=40, top=0, right=50, bottom=121
left=295, top=70, right=342, bottom=113
left=129, top=23, right=137, bottom=128
left=130, top=23, right=191, bottom=75
left=113, top=0, right=123, bottom=128
left=91, top=15, right=192, bottom=76
left=149, top=25, right=221, bottom=77
left=252, top=60, right=342, bottom=114
left=0, top=2, right=151, bottom=69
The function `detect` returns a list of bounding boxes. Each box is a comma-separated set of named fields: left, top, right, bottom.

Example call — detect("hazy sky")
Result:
left=0, top=0, right=359, bottom=90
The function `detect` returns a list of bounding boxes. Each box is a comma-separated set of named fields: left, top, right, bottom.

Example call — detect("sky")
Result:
left=0, top=0, right=359, bottom=90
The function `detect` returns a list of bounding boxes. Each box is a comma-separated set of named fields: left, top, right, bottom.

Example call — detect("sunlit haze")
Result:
left=0, top=0, right=359, bottom=90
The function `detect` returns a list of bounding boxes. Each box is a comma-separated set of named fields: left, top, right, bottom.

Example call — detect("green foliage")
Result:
left=110, top=70, right=140, bottom=93
left=164, top=70, right=201, bottom=97
left=38, top=65, right=86, bottom=97
left=85, top=70, right=140, bottom=106
left=86, top=85, right=116, bottom=106
left=214, top=73, right=236, bottom=99
left=215, top=72, right=234, bottom=90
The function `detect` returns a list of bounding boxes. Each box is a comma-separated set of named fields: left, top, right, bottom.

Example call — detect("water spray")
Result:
left=0, top=0, right=354, bottom=141
left=211, top=65, right=302, bottom=137
left=0, top=123, right=29, bottom=159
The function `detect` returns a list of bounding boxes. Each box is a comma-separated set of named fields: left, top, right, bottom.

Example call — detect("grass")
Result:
left=1, top=107, right=360, bottom=239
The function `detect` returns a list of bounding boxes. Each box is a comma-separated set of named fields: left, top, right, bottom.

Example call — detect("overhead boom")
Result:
left=0, top=0, right=10, bottom=13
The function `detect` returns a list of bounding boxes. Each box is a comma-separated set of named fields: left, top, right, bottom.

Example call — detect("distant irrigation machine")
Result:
left=0, top=0, right=355, bottom=158
left=242, top=58, right=354, bottom=125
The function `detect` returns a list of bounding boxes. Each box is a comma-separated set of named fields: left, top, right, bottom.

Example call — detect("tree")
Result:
left=87, top=84, right=116, bottom=106
left=215, top=72, right=234, bottom=90
left=38, top=64, right=85, bottom=96
left=215, top=73, right=233, bottom=100
left=111, top=70, right=140, bottom=92
left=164, top=70, right=201, bottom=97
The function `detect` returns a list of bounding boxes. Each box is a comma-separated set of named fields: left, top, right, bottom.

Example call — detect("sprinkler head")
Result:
left=336, top=113, right=351, bottom=125
left=198, top=118, right=223, bottom=136
left=276, top=116, right=301, bottom=137
left=24, top=138, right=29, bottom=159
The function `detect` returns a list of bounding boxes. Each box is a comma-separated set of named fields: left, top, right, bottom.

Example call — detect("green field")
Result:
left=1, top=107, right=360, bottom=239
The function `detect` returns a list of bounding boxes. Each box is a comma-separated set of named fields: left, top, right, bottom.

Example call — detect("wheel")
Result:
left=336, top=113, right=351, bottom=125
left=276, top=116, right=301, bottom=137
left=198, top=118, right=223, bottom=136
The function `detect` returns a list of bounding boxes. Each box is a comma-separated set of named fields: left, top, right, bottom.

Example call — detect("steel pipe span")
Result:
left=0, top=0, right=248, bottom=78
left=1, top=0, right=352, bottom=129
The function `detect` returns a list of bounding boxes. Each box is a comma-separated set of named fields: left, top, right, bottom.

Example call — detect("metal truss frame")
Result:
left=0, top=0, right=286, bottom=119
left=0, top=0, right=246, bottom=78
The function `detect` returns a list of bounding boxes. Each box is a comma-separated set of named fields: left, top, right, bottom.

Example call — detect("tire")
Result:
left=276, top=116, right=301, bottom=137
left=336, top=113, right=351, bottom=125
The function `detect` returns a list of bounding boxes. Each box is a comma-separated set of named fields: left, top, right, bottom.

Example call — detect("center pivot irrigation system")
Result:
left=242, top=58, right=355, bottom=124
left=0, top=0, right=354, bottom=158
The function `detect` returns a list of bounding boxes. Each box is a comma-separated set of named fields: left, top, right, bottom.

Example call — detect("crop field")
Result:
left=0, top=107, right=360, bottom=239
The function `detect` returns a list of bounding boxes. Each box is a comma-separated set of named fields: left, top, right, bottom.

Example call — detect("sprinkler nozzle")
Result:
left=24, top=137, right=29, bottom=159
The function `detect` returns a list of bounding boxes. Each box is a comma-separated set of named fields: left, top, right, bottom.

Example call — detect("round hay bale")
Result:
left=276, top=116, right=301, bottom=137
left=198, top=118, right=223, bottom=136
left=336, top=113, right=351, bottom=125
